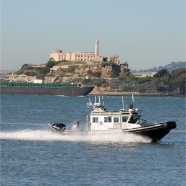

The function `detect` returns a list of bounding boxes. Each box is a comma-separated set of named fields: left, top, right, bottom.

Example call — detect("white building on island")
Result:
left=50, top=40, right=103, bottom=63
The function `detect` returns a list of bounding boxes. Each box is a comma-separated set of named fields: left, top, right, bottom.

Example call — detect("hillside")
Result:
left=16, top=59, right=131, bottom=82
left=13, top=60, right=186, bottom=96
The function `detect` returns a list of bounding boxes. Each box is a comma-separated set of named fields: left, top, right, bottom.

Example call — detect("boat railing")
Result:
left=136, top=120, right=152, bottom=126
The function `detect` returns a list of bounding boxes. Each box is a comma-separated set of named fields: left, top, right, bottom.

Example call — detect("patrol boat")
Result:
left=48, top=96, right=176, bottom=142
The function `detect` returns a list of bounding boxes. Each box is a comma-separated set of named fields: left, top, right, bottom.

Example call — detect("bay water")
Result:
left=0, top=95, right=185, bottom=185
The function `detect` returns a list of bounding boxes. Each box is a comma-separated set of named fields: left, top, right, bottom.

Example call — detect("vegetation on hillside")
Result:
left=16, top=64, right=50, bottom=76
left=82, top=68, right=185, bottom=95
left=15, top=59, right=185, bottom=96
left=153, top=68, right=185, bottom=95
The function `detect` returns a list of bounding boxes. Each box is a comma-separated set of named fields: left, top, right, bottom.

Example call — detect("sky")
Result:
left=1, top=0, right=185, bottom=71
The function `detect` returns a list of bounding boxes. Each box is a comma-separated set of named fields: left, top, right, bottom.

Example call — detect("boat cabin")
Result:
left=87, top=101, right=142, bottom=131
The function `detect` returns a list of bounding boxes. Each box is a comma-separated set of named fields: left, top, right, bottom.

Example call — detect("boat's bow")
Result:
left=163, top=121, right=176, bottom=131
left=125, top=121, right=176, bottom=143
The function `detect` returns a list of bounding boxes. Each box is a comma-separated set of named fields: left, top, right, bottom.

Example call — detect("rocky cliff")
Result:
left=49, top=62, right=131, bottom=79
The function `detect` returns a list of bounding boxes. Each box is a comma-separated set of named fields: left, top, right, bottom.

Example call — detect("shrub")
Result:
left=46, top=61, right=55, bottom=68
left=91, top=71, right=101, bottom=78
left=153, top=69, right=169, bottom=78
left=25, top=71, right=37, bottom=76
left=22, top=64, right=29, bottom=68
left=93, top=79, right=109, bottom=87
left=82, top=79, right=92, bottom=85
left=67, top=66, right=76, bottom=73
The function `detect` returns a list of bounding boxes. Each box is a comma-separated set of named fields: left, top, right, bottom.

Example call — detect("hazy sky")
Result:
left=1, top=0, right=185, bottom=70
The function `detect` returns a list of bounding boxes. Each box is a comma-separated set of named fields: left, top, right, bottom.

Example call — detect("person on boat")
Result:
left=76, top=120, right=79, bottom=128
left=130, top=104, right=134, bottom=109
left=71, top=120, right=80, bottom=131
left=87, top=120, right=91, bottom=130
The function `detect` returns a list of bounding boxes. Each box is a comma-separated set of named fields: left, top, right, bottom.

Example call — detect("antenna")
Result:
left=99, top=96, right=100, bottom=103
left=122, top=96, right=124, bottom=110
left=132, top=94, right=134, bottom=108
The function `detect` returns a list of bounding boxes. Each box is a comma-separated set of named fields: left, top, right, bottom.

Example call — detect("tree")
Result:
left=92, top=71, right=101, bottom=78
left=46, top=61, right=55, bottom=68
left=170, top=68, right=186, bottom=95
left=111, top=63, right=120, bottom=77
left=153, top=69, right=169, bottom=78
left=21, top=64, right=29, bottom=68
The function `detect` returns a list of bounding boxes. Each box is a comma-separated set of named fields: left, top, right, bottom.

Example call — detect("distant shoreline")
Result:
left=89, top=91, right=185, bottom=97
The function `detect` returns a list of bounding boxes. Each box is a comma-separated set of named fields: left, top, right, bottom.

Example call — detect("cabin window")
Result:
left=104, top=116, right=112, bottom=122
left=128, top=114, right=141, bottom=124
left=92, top=117, right=98, bottom=123
left=114, top=117, right=119, bottom=122
left=122, top=116, right=128, bottom=122
left=108, top=117, right=112, bottom=122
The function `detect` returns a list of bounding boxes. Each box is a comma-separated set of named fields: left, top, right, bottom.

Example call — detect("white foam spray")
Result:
left=0, top=129, right=151, bottom=143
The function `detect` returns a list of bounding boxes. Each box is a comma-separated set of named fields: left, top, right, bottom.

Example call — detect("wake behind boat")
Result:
left=48, top=96, right=176, bottom=142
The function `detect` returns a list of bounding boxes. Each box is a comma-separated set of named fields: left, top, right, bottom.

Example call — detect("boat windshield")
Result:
left=128, top=114, right=141, bottom=124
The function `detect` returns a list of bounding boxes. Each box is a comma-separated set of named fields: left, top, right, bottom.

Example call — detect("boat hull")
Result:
left=48, top=121, right=176, bottom=143
left=0, top=86, right=94, bottom=96
left=123, top=121, right=176, bottom=142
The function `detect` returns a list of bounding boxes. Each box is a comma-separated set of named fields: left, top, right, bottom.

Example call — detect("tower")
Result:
left=95, top=40, right=99, bottom=56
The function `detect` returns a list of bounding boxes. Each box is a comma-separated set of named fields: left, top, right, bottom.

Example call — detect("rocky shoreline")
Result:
left=89, top=91, right=183, bottom=97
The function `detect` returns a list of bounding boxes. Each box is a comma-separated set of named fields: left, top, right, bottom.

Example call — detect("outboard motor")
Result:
left=51, top=123, right=66, bottom=132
